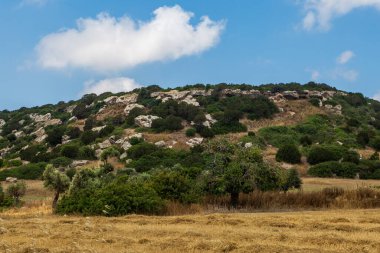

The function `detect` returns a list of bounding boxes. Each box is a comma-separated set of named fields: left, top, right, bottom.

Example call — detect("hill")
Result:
left=1, top=82, right=380, bottom=214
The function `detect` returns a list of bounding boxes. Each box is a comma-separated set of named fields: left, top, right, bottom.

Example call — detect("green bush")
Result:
left=151, top=116, right=183, bottom=132
left=309, top=98, right=321, bottom=107
left=46, top=126, right=66, bottom=146
left=276, top=144, right=301, bottom=164
left=66, top=127, right=81, bottom=139
left=185, top=128, right=196, bottom=137
left=342, top=150, right=360, bottom=164
left=50, top=157, right=73, bottom=168
left=61, top=144, right=80, bottom=159
left=78, top=146, right=96, bottom=160
left=300, top=135, right=313, bottom=146
left=370, top=137, right=380, bottom=151
left=127, top=142, right=158, bottom=160
left=308, top=161, right=358, bottom=178
left=307, top=145, right=346, bottom=165
left=258, top=126, right=299, bottom=147
left=56, top=179, right=164, bottom=216
left=0, top=162, right=47, bottom=181
left=5, top=159, right=23, bottom=167
left=80, top=131, right=97, bottom=145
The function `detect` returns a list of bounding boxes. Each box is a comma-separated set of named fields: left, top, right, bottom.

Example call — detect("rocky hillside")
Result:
left=0, top=82, right=380, bottom=180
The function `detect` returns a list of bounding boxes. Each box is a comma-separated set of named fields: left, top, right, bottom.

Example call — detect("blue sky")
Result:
left=1, top=0, right=380, bottom=110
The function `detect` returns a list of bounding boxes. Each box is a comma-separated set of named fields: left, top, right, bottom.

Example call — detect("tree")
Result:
left=100, top=147, right=120, bottom=165
left=7, top=181, right=26, bottom=205
left=279, top=169, right=302, bottom=192
left=43, top=165, right=70, bottom=209
left=46, top=126, right=66, bottom=146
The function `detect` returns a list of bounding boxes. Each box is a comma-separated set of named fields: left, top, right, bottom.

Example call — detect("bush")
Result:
left=80, top=131, right=97, bottom=145
left=309, top=98, right=321, bottom=107
left=276, top=144, right=301, bottom=164
left=5, top=159, right=23, bottom=167
left=151, top=116, right=183, bottom=132
left=300, top=135, right=313, bottom=146
left=357, top=130, right=371, bottom=146
left=127, top=142, right=158, bottom=160
left=308, top=161, right=358, bottom=178
left=0, top=163, right=47, bottom=181
left=20, top=144, right=47, bottom=162
left=78, top=146, right=96, bottom=160
left=61, top=144, right=80, bottom=159
left=46, top=126, right=66, bottom=146
left=369, top=152, right=379, bottom=161
left=370, top=137, right=380, bottom=151
left=197, top=125, right=215, bottom=138
left=50, top=157, right=73, bottom=168
left=98, top=125, right=115, bottom=138
left=66, top=127, right=81, bottom=139
left=56, top=179, right=164, bottom=216
left=185, top=128, right=196, bottom=137
left=342, top=150, right=360, bottom=164
left=7, top=181, right=27, bottom=205
left=307, top=145, right=346, bottom=165
left=72, top=103, right=91, bottom=119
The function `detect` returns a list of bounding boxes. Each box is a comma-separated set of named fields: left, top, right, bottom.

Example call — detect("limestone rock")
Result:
left=0, top=119, right=5, bottom=128
left=98, top=139, right=112, bottom=150
left=29, top=113, right=51, bottom=122
left=186, top=137, right=204, bottom=147
left=124, top=103, right=145, bottom=116
left=155, top=140, right=166, bottom=148
left=135, top=115, right=161, bottom=128
left=6, top=177, right=17, bottom=183
left=116, top=93, right=138, bottom=104
left=72, top=160, right=89, bottom=168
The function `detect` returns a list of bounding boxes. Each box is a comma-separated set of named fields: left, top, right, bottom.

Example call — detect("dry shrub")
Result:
left=203, top=187, right=380, bottom=212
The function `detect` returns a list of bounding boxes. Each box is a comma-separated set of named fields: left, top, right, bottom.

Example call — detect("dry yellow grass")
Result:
left=1, top=209, right=380, bottom=252
left=302, top=177, right=380, bottom=192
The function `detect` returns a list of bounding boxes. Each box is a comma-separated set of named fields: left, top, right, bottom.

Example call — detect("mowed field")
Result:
left=1, top=210, right=380, bottom=253
left=1, top=178, right=380, bottom=253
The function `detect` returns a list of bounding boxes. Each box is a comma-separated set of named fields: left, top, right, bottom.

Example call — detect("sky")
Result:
left=1, top=0, right=380, bottom=110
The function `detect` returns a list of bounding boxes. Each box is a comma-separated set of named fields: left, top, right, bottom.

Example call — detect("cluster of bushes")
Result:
left=0, top=163, right=47, bottom=181
left=54, top=139, right=302, bottom=215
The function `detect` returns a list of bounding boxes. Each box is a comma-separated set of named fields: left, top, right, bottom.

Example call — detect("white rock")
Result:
left=6, top=177, right=17, bottom=183
left=186, top=137, right=204, bottom=147
left=116, top=93, right=138, bottom=104
left=72, top=160, right=89, bottom=168
left=122, top=141, right=132, bottom=151
left=92, top=126, right=106, bottom=132
left=29, top=113, right=51, bottom=122
left=124, top=103, right=144, bottom=116
left=14, top=131, right=24, bottom=138
left=129, top=133, right=143, bottom=140
left=134, top=115, right=161, bottom=128
left=68, top=116, right=78, bottom=122
left=103, top=96, right=118, bottom=104
left=244, top=142, right=253, bottom=148
left=0, top=119, right=6, bottom=128
left=120, top=152, right=128, bottom=160
left=98, top=140, right=112, bottom=149
left=44, top=118, right=62, bottom=127
left=155, top=141, right=166, bottom=148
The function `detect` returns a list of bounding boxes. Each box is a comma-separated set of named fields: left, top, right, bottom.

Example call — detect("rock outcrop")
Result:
left=134, top=115, right=161, bottom=128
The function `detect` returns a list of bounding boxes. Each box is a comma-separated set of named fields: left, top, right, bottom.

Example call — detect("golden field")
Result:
left=1, top=178, right=380, bottom=253
left=1, top=209, right=380, bottom=253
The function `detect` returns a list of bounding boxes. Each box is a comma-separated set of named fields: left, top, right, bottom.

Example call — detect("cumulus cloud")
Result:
left=332, top=68, right=359, bottom=82
left=301, top=0, right=380, bottom=31
left=373, top=91, right=380, bottom=101
left=337, top=50, right=355, bottom=64
left=36, top=5, right=225, bottom=72
left=311, top=70, right=320, bottom=80
left=82, top=77, right=142, bottom=95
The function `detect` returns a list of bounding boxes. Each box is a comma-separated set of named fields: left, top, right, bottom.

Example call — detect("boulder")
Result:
left=121, top=141, right=132, bottom=151
left=282, top=91, right=299, bottom=100
left=120, top=152, right=128, bottom=160
left=92, top=126, right=106, bottom=132
left=62, top=135, right=71, bottom=144
left=186, top=137, right=204, bottom=147
left=155, top=140, right=166, bottom=148
left=72, top=160, right=90, bottom=168
left=116, top=93, right=138, bottom=104
left=124, top=103, right=145, bottom=116
left=0, top=119, right=6, bottom=128
left=134, top=115, right=161, bottom=128
left=98, top=139, right=112, bottom=150
left=14, top=131, right=24, bottom=138
left=203, top=114, right=217, bottom=128
left=44, top=118, right=62, bottom=127
left=29, top=113, right=51, bottom=122
left=68, top=116, right=78, bottom=122
left=5, top=177, right=17, bottom=183
left=182, top=96, right=200, bottom=106
left=244, top=142, right=253, bottom=148
left=103, top=96, right=118, bottom=104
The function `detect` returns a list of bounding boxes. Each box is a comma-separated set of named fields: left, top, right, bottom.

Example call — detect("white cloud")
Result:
left=373, top=91, right=380, bottom=101
left=311, top=70, right=320, bottom=80
left=337, top=50, right=355, bottom=64
left=332, top=68, right=359, bottom=82
left=301, top=0, right=380, bottom=31
left=36, top=5, right=225, bottom=72
left=82, top=77, right=142, bottom=95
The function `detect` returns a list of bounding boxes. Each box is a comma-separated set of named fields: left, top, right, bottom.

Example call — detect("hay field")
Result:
left=1, top=209, right=380, bottom=253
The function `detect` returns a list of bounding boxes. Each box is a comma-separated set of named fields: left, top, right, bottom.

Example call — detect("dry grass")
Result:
left=302, top=177, right=380, bottom=192
left=1, top=209, right=380, bottom=252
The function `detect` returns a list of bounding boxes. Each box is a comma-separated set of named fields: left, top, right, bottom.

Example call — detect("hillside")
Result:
left=1, top=82, right=380, bottom=215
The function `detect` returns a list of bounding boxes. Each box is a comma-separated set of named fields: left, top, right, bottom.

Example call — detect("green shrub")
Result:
left=357, top=130, right=371, bottom=146
left=80, top=131, right=97, bottom=145
left=151, top=116, right=183, bottom=132
left=56, top=179, right=164, bottom=216
left=46, top=126, right=66, bottom=146
left=72, top=103, right=91, bottom=119
left=78, top=146, right=96, bottom=160
left=276, top=144, right=301, bottom=164
left=308, top=161, right=358, bottom=178
left=20, top=145, right=47, bottom=162
left=50, top=157, right=73, bottom=168
left=197, top=125, right=215, bottom=138
left=369, top=152, right=379, bottom=161
left=61, top=144, right=80, bottom=159
left=185, top=128, right=196, bottom=137
left=342, top=150, right=360, bottom=164
left=300, top=135, right=313, bottom=146
left=0, top=163, right=47, bottom=181
left=66, top=127, right=81, bottom=139
left=127, top=142, right=158, bottom=160
left=5, top=159, right=23, bottom=167
left=0, top=159, right=3, bottom=168
left=258, top=126, right=299, bottom=147
left=309, top=98, right=321, bottom=107
left=370, top=137, right=380, bottom=151
left=98, top=125, right=115, bottom=138
left=307, top=145, right=346, bottom=165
